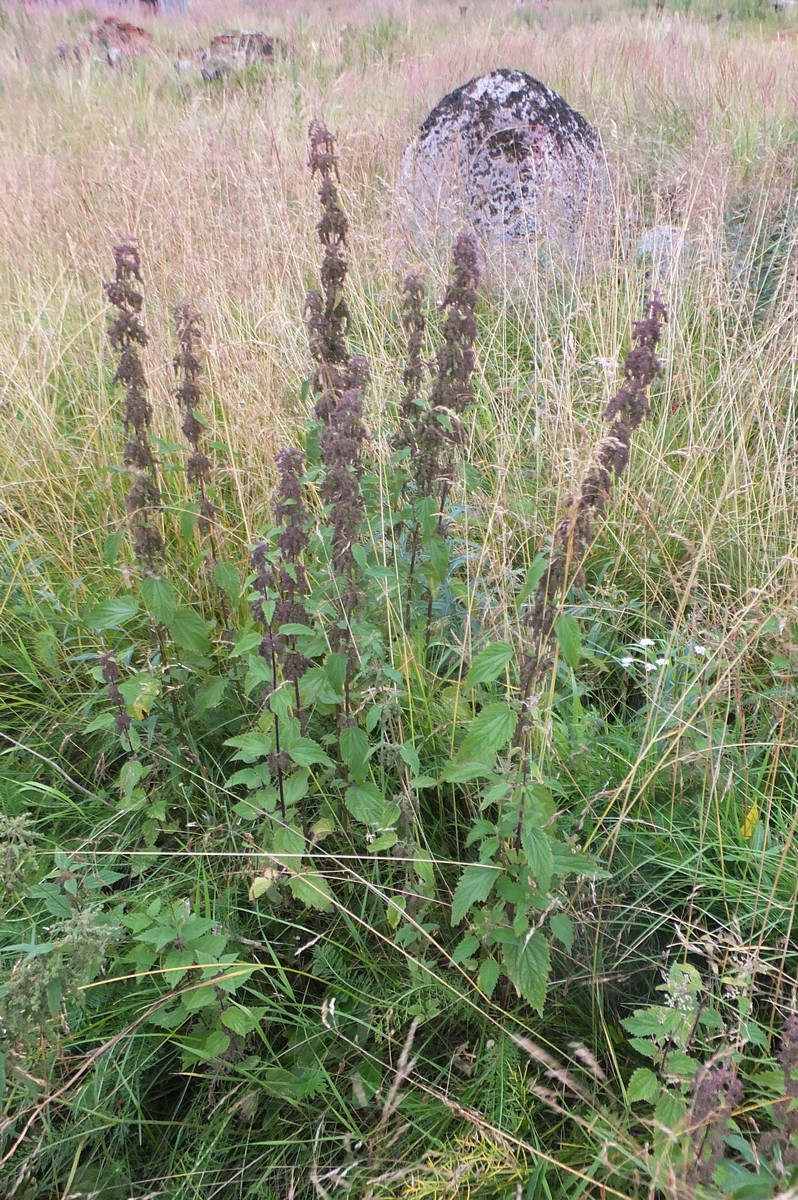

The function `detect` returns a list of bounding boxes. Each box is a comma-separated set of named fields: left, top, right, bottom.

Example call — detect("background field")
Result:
left=1, top=0, right=797, bottom=1196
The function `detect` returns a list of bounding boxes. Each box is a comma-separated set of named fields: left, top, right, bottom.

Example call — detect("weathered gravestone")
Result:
left=399, top=68, right=612, bottom=263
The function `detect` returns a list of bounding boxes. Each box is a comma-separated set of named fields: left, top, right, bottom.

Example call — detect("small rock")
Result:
left=89, top=18, right=154, bottom=56
left=200, top=54, right=231, bottom=83
left=208, top=30, right=280, bottom=63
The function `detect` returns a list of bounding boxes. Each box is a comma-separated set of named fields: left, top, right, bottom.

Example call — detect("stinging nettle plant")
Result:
left=81, top=121, right=672, bottom=1024
left=88, top=123, right=666, bottom=1030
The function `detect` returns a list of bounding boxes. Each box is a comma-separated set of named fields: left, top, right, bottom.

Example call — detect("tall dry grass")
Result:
left=0, top=0, right=795, bottom=613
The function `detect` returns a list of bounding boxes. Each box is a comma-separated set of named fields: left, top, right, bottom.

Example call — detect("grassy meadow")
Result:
left=1, top=0, right=797, bottom=1196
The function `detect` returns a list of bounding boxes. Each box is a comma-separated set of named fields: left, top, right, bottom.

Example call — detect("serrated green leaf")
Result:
left=249, top=871, right=281, bottom=900
left=103, top=529, right=125, bottom=568
left=424, top=533, right=450, bottom=584
left=289, top=872, right=334, bottom=912
left=440, top=761, right=494, bottom=784
left=339, top=727, right=370, bottom=782
left=452, top=935, right=480, bottom=964
left=213, top=561, right=241, bottom=605
left=549, top=913, right=574, bottom=953
left=84, top=595, right=139, bottom=631
left=169, top=607, right=211, bottom=654
left=272, top=824, right=304, bottom=871
left=502, top=929, right=550, bottom=1014
left=231, top=627, right=263, bottom=658
left=386, top=895, right=406, bottom=929
left=32, top=628, right=60, bottom=675
left=654, top=1090, right=686, bottom=1130
left=221, top=1006, right=258, bottom=1037
left=451, top=863, right=499, bottom=925
left=193, top=675, right=226, bottom=715
left=621, top=1007, right=683, bottom=1039
left=345, top=784, right=385, bottom=825
left=458, top=703, right=518, bottom=763
left=285, top=737, right=333, bottom=770
left=555, top=614, right=581, bottom=669
left=140, top=575, right=177, bottom=624
left=549, top=843, right=607, bottom=880
left=521, top=824, right=554, bottom=892
left=225, top=732, right=273, bottom=762
left=463, top=642, right=514, bottom=689
left=517, top=555, right=549, bottom=606
left=399, top=743, right=420, bottom=774
left=367, top=831, right=398, bottom=853
left=627, top=1067, right=660, bottom=1105
left=478, top=958, right=501, bottom=998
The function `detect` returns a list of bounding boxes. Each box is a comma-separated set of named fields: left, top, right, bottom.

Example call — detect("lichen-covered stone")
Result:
left=208, top=31, right=280, bottom=62
left=399, top=68, right=611, bottom=261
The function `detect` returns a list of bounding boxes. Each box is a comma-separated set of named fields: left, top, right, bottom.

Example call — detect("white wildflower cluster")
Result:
left=615, top=634, right=714, bottom=677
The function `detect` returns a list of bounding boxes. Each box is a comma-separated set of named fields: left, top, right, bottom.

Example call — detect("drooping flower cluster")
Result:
left=173, top=302, right=216, bottom=537
left=250, top=449, right=312, bottom=701
left=104, top=242, right=164, bottom=574
left=406, top=233, right=481, bottom=501
left=396, top=272, right=427, bottom=430
left=98, top=651, right=132, bottom=739
left=687, top=1063, right=744, bottom=1185
left=520, top=299, right=668, bottom=698
left=319, top=380, right=369, bottom=628
left=305, top=120, right=351, bottom=422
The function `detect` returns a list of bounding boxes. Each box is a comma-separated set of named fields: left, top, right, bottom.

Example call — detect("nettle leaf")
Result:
left=284, top=736, right=333, bottom=770
left=478, top=958, right=501, bottom=998
left=193, top=676, right=227, bottom=715
left=458, top=703, right=518, bottom=763
left=550, top=844, right=607, bottom=880
left=345, top=784, right=385, bottom=825
left=549, top=913, right=574, bottom=954
left=231, top=627, right=263, bottom=658
left=249, top=870, right=281, bottom=900
left=463, top=642, right=514, bottom=690
left=271, top=824, right=304, bottom=871
left=367, top=831, right=398, bottom=853
left=169, top=607, right=211, bottom=654
left=621, top=1007, right=684, bottom=1040
left=502, top=929, right=551, bottom=1015
left=554, top=614, right=581, bottom=670
left=654, top=1090, right=686, bottom=1131
left=521, top=824, right=554, bottom=893
left=627, top=1067, right=660, bottom=1105
left=140, top=576, right=177, bottom=625
left=289, top=872, right=334, bottom=912
left=225, top=732, right=273, bottom=762
left=423, top=533, right=450, bottom=584
left=221, top=1006, right=259, bottom=1037
left=84, top=595, right=139, bottom=631
left=451, top=863, right=499, bottom=925
left=339, top=727, right=370, bottom=782
left=399, top=743, right=420, bottom=774
left=213, top=561, right=241, bottom=606
left=441, top=762, right=494, bottom=784
left=452, top=934, right=480, bottom=964
left=517, top=555, right=549, bottom=606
